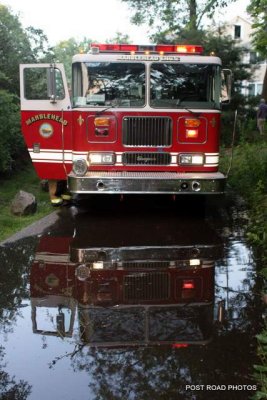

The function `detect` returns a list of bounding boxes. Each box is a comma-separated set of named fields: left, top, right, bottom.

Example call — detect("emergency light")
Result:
left=90, top=43, right=204, bottom=55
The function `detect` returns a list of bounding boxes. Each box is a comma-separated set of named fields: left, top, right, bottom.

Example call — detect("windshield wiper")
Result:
left=96, top=105, right=115, bottom=115
left=175, top=100, right=200, bottom=115
left=184, top=107, right=200, bottom=115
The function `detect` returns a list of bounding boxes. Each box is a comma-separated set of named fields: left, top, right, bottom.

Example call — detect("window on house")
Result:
left=234, top=25, right=241, bottom=39
left=256, top=84, right=263, bottom=95
left=250, top=52, right=257, bottom=63
left=243, top=52, right=250, bottom=64
left=248, top=83, right=263, bottom=96
left=248, top=83, right=255, bottom=96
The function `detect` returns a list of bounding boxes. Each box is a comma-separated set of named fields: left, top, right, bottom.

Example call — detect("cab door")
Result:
left=20, top=64, right=72, bottom=179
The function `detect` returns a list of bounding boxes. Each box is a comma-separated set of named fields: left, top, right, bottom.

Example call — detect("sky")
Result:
left=2, top=0, right=251, bottom=46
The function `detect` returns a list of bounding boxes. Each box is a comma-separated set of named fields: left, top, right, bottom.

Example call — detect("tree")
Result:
left=0, top=4, right=53, bottom=93
left=121, top=0, right=237, bottom=38
left=106, top=31, right=132, bottom=44
left=0, top=89, right=23, bottom=173
left=247, top=0, right=267, bottom=99
left=25, top=26, right=54, bottom=62
left=0, top=4, right=52, bottom=173
left=52, top=37, right=93, bottom=85
left=0, top=4, right=34, bottom=95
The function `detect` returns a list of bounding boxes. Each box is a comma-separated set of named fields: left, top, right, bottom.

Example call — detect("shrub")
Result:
left=0, top=89, right=25, bottom=174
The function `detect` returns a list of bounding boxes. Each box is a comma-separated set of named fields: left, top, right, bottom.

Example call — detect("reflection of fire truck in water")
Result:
left=20, top=44, right=231, bottom=202
left=30, top=213, right=223, bottom=347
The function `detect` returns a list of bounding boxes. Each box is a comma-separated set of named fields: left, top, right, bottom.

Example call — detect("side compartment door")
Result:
left=20, top=64, right=72, bottom=180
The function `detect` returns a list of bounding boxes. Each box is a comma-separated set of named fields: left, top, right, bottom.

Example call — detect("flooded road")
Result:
left=0, top=197, right=263, bottom=400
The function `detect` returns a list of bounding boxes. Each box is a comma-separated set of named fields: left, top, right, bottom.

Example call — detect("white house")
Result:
left=222, top=16, right=266, bottom=97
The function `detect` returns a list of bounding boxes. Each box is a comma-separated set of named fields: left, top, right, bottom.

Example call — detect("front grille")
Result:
left=122, top=152, right=171, bottom=165
left=123, top=117, right=172, bottom=147
left=123, top=272, right=170, bottom=302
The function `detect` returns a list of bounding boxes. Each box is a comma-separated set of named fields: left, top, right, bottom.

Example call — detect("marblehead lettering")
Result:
left=26, top=113, right=68, bottom=126
left=117, top=55, right=181, bottom=62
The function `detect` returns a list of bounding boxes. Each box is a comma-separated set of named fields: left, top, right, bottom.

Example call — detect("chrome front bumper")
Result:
left=68, top=171, right=225, bottom=194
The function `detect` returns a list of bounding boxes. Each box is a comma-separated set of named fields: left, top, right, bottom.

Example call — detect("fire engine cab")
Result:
left=20, top=43, right=230, bottom=195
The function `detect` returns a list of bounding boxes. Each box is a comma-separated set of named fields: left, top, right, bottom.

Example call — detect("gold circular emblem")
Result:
left=39, top=123, right=54, bottom=138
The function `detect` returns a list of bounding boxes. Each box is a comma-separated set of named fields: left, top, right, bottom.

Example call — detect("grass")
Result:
left=0, top=164, right=53, bottom=242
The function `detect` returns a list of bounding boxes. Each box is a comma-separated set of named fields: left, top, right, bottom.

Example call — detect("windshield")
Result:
left=72, top=61, right=221, bottom=109
left=150, top=63, right=221, bottom=109
left=73, top=62, right=145, bottom=107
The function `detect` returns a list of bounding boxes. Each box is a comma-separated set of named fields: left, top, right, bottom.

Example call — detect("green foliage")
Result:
left=247, top=0, right=267, bottom=99
left=222, top=97, right=261, bottom=147
left=51, top=37, right=93, bottom=85
left=121, top=0, right=237, bottom=38
left=106, top=31, right=132, bottom=44
left=0, top=4, right=34, bottom=95
left=0, top=165, right=52, bottom=242
left=247, top=0, right=267, bottom=58
left=0, top=89, right=25, bottom=173
left=25, top=26, right=54, bottom=62
left=221, top=143, right=267, bottom=260
left=224, top=143, right=267, bottom=199
left=220, top=143, right=267, bottom=400
left=246, top=181, right=267, bottom=253
left=0, top=4, right=54, bottom=174
left=253, top=324, right=267, bottom=399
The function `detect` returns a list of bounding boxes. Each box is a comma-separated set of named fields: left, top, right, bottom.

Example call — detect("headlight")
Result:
left=72, top=158, right=88, bottom=176
left=88, top=152, right=115, bottom=165
left=178, top=153, right=204, bottom=165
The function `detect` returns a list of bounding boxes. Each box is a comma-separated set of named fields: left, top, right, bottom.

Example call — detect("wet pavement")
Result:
left=0, top=196, right=264, bottom=400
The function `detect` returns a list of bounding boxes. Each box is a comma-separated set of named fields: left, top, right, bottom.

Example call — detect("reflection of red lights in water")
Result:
left=172, top=343, right=189, bottom=349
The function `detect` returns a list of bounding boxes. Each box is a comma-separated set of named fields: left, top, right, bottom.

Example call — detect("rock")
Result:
left=10, top=190, right=37, bottom=216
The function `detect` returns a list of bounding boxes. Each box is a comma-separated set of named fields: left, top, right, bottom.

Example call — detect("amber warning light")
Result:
left=90, top=43, right=204, bottom=55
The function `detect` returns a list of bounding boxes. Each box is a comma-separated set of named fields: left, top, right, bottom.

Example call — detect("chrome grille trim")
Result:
left=122, top=117, right=172, bottom=147
left=122, top=152, right=171, bottom=165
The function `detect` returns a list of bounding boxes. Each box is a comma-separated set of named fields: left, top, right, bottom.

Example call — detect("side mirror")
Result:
left=221, top=69, right=232, bottom=104
left=47, top=66, right=57, bottom=103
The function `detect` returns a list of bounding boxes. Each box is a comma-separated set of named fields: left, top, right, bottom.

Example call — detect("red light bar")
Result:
left=120, top=44, right=139, bottom=52
left=91, top=43, right=138, bottom=52
left=175, top=45, right=203, bottom=54
left=91, top=43, right=203, bottom=54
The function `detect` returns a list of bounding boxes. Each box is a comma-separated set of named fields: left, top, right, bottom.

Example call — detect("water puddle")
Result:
left=0, top=199, right=263, bottom=399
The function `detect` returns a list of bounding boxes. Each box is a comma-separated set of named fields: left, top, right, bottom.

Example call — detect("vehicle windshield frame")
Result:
left=149, top=62, right=222, bottom=110
left=72, top=61, right=146, bottom=108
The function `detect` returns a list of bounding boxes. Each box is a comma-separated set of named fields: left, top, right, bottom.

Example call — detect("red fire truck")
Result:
left=30, top=213, right=222, bottom=346
left=20, top=43, right=230, bottom=196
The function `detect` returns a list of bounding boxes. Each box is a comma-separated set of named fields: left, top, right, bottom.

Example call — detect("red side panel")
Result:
left=21, top=110, right=73, bottom=179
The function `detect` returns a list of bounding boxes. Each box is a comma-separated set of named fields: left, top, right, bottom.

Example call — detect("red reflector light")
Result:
left=182, top=280, right=195, bottom=290
left=172, top=343, right=189, bottom=348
